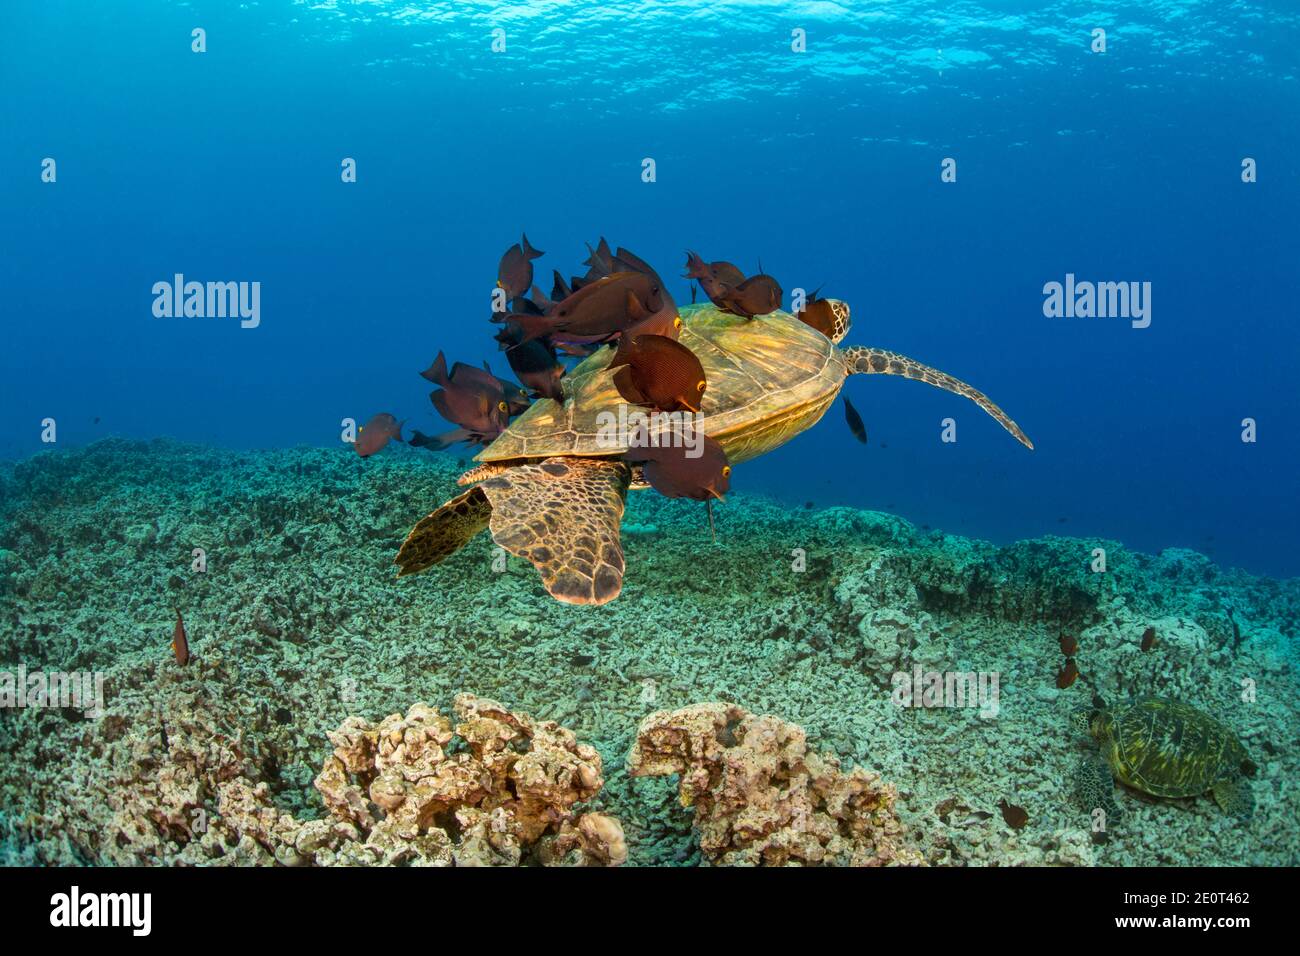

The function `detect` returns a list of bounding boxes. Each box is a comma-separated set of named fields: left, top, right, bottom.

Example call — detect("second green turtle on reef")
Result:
left=1074, top=696, right=1256, bottom=822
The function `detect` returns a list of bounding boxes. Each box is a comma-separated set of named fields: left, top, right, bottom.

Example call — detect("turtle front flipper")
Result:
left=1074, top=756, right=1123, bottom=824
left=842, top=346, right=1033, bottom=450
left=395, top=486, right=492, bottom=576
left=1211, top=778, right=1254, bottom=820
left=479, top=457, right=631, bottom=606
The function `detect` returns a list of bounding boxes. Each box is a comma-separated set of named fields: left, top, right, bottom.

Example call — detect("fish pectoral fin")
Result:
left=611, top=364, right=646, bottom=406
left=479, top=457, right=631, bottom=606
left=395, top=487, right=491, bottom=576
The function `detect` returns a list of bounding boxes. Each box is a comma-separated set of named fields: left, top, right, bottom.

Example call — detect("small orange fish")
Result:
left=1141, top=626, right=1158, bottom=652
left=1056, top=657, right=1079, bottom=689
left=355, top=412, right=405, bottom=458
left=998, top=799, right=1029, bottom=829
left=172, top=608, right=190, bottom=666
left=1059, top=634, right=1079, bottom=656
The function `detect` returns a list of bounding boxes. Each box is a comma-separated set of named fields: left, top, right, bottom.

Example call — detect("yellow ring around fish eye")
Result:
left=498, top=400, right=509, bottom=412
left=696, top=379, right=706, bottom=391
left=722, top=465, right=732, bottom=477
left=674, top=315, right=683, bottom=329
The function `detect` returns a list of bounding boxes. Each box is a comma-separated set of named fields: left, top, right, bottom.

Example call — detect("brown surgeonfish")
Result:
left=495, top=271, right=664, bottom=344
left=684, top=251, right=745, bottom=308
left=843, top=395, right=867, bottom=444
left=503, top=337, right=565, bottom=401
left=1140, top=626, right=1159, bottom=652
left=798, top=289, right=841, bottom=339
left=1056, top=657, right=1080, bottom=689
left=355, top=412, right=405, bottom=457
left=172, top=608, right=190, bottom=666
left=481, top=361, right=531, bottom=415
left=610, top=333, right=707, bottom=413
left=998, top=799, right=1029, bottom=830
left=421, top=352, right=510, bottom=437
left=497, top=233, right=544, bottom=299
left=627, top=433, right=731, bottom=501
left=1059, top=634, right=1079, bottom=656
left=717, top=272, right=783, bottom=318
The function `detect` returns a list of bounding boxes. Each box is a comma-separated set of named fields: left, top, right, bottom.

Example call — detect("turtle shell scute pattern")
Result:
left=1102, top=697, right=1250, bottom=799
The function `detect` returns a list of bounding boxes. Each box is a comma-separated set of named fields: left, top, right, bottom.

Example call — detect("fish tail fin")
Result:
left=409, top=427, right=474, bottom=451
left=522, top=232, right=543, bottom=260
left=421, top=351, right=450, bottom=386
left=506, top=312, right=553, bottom=344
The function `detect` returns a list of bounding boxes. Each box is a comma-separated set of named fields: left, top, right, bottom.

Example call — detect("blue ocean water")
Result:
left=2, top=0, right=1298, bottom=576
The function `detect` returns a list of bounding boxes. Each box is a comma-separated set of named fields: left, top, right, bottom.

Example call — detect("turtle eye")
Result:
left=696, top=379, right=706, bottom=392
left=498, top=401, right=509, bottom=413
left=722, top=465, right=732, bottom=478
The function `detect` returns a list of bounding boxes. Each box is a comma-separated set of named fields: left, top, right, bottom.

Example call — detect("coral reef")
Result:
left=0, top=645, right=620, bottom=865
left=310, top=695, right=624, bottom=866
left=1, top=440, right=1297, bottom=866
left=628, top=702, right=922, bottom=866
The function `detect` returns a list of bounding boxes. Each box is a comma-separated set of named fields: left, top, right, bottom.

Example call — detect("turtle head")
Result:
left=827, top=299, right=851, bottom=344
left=1071, top=706, right=1101, bottom=738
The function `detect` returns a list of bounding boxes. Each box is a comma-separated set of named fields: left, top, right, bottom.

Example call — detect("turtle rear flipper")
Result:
left=1211, top=778, right=1254, bottom=820
left=395, top=486, right=492, bottom=576
left=479, top=457, right=631, bottom=605
left=1074, top=756, right=1123, bottom=824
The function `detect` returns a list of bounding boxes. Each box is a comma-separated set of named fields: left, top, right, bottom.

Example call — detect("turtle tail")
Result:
left=842, top=346, right=1034, bottom=450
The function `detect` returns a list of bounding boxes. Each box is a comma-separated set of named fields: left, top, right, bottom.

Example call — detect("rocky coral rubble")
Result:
left=13, top=676, right=622, bottom=866
left=627, top=702, right=922, bottom=866
left=309, top=694, right=625, bottom=866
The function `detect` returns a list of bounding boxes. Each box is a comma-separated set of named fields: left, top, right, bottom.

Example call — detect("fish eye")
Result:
left=696, top=379, right=706, bottom=391
left=722, top=466, right=732, bottom=478
left=498, top=401, right=509, bottom=412
left=674, top=316, right=683, bottom=329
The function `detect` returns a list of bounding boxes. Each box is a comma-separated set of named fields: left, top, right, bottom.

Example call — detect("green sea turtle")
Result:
left=395, top=301, right=1033, bottom=605
left=1073, top=696, right=1256, bottom=820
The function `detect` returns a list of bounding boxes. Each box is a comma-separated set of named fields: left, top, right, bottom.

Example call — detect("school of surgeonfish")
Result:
left=354, top=235, right=869, bottom=501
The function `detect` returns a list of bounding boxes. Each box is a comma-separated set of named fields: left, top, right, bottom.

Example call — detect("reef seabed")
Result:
left=0, top=439, right=1296, bottom=865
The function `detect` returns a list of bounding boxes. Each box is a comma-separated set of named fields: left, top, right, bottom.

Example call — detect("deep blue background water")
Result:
left=2, top=1, right=1298, bottom=575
